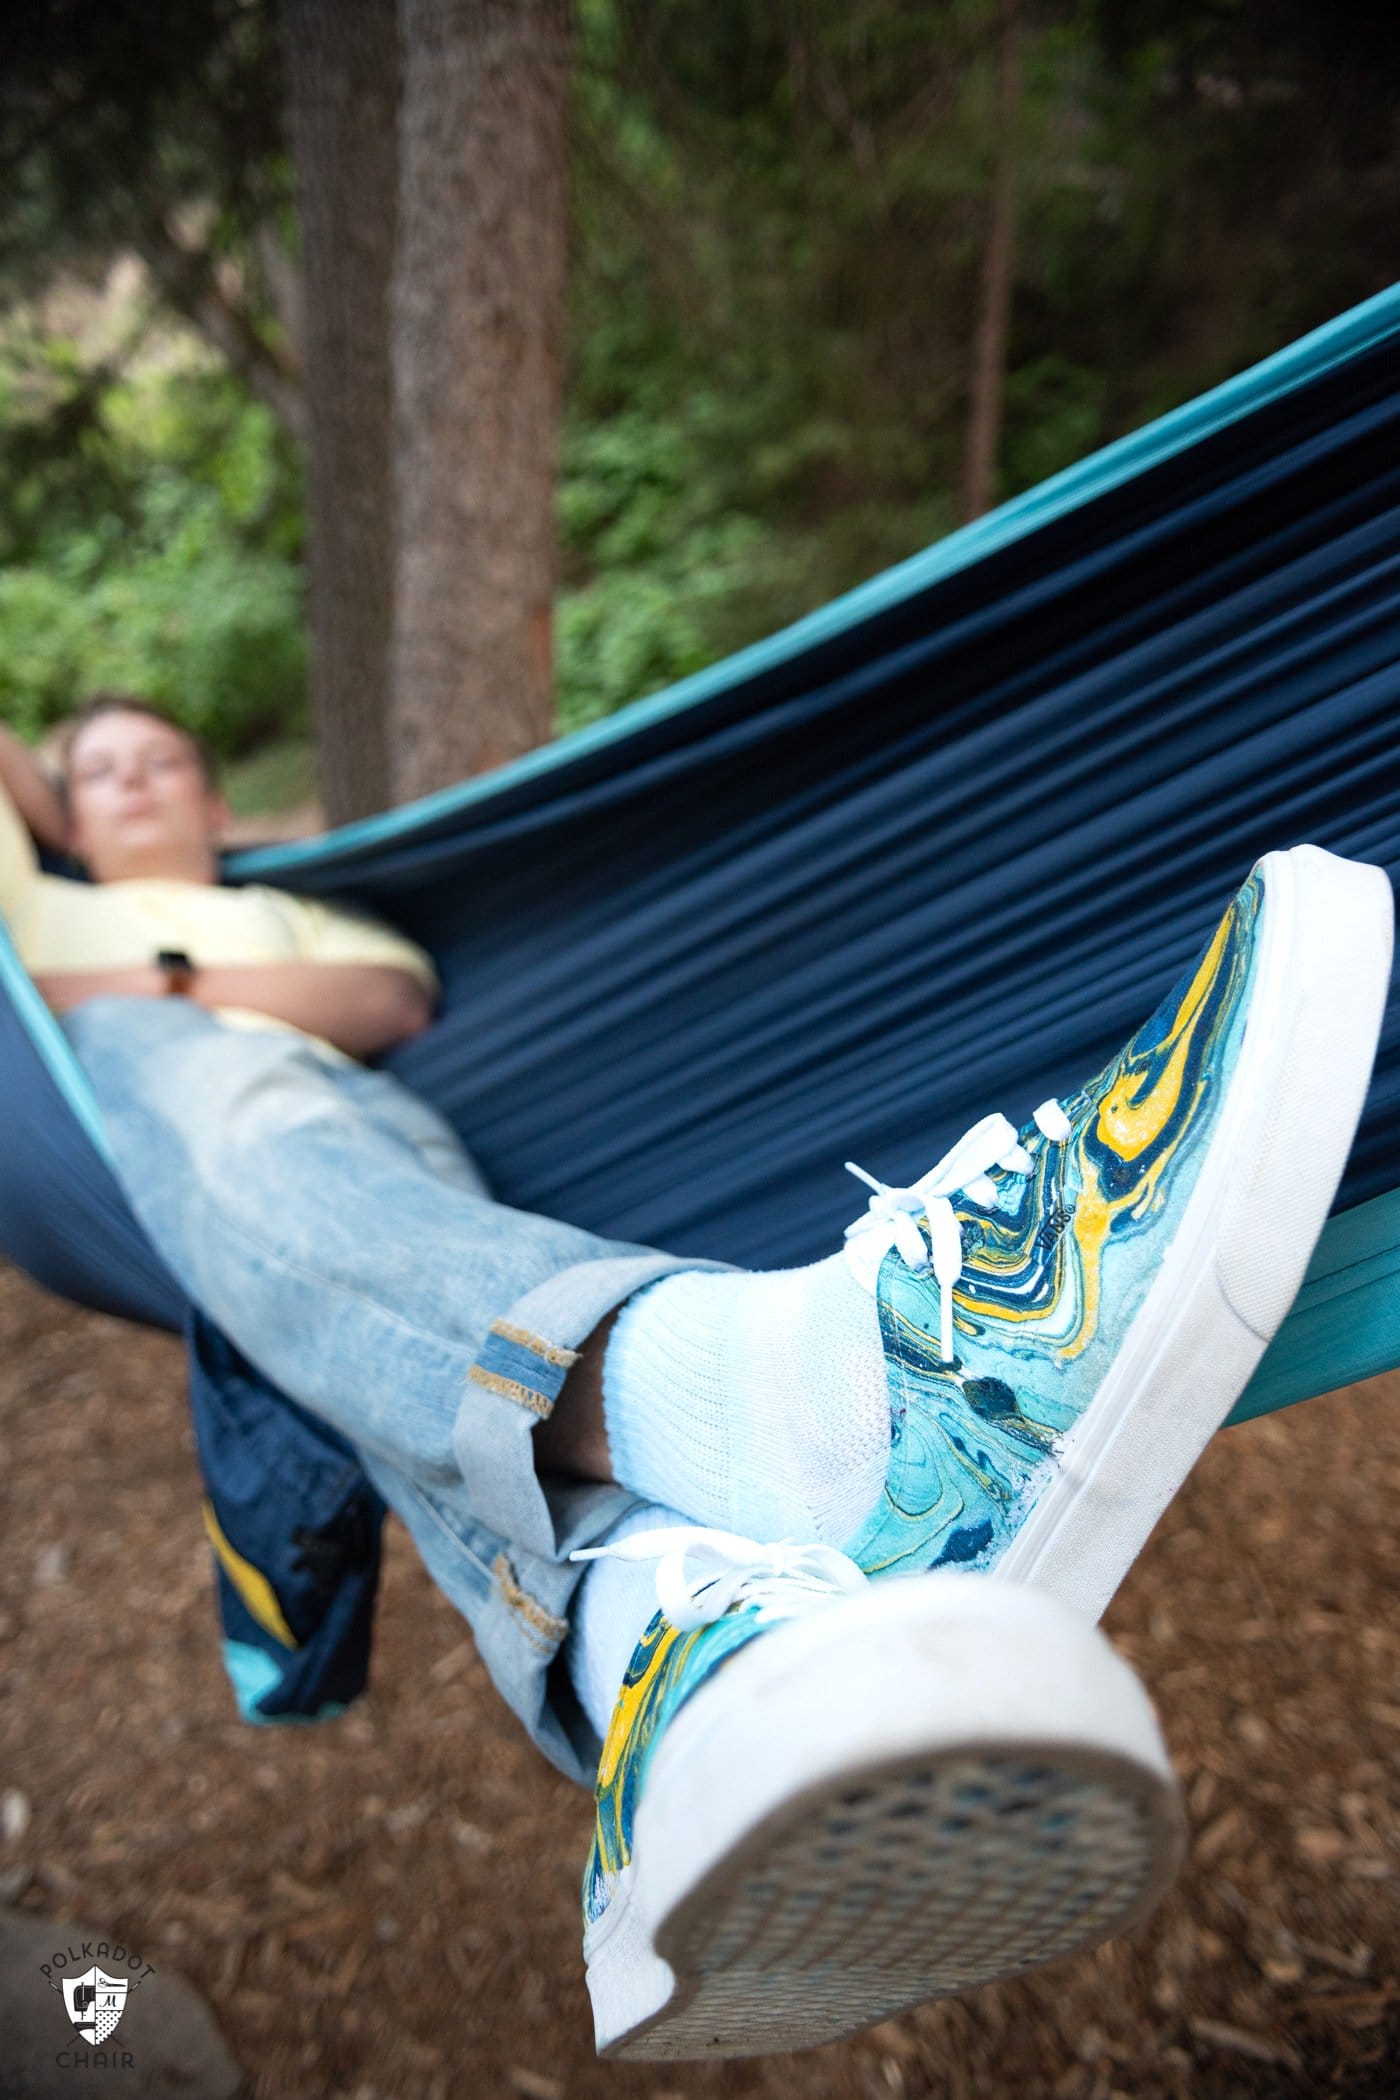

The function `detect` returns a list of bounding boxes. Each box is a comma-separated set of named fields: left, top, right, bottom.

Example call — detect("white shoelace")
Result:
left=570, top=1525, right=869, bottom=1633
left=842, top=1098, right=1072, bottom=1363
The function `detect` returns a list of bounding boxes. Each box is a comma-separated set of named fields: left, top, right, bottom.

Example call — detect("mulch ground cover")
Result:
left=1, top=1258, right=1395, bottom=2100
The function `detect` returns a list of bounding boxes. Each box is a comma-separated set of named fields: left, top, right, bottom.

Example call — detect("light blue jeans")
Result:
left=60, top=998, right=727, bottom=1783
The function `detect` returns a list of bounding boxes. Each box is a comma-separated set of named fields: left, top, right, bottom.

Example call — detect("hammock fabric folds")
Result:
left=0, top=288, right=1397, bottom=1717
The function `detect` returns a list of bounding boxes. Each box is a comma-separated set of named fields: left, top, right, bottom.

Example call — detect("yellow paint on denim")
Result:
left=201, top=1497, right=298, bottom=1649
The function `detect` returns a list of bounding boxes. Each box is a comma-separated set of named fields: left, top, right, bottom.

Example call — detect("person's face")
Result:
left=65, top=711, right=228, bottom=883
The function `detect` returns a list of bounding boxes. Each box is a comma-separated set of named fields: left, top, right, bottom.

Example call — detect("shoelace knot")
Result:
left=843, top=1099, right=1071, bottom=1362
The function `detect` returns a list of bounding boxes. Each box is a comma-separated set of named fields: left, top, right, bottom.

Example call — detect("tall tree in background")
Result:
left=6, top=1, right=1399, bottom=810
left=389, top=0, right=571, bottom=802
left=282, top=0, right=399, bottom=819
left=283, top=0, right=571, bottom=814
left=961, top=0, right=1023, bottom=523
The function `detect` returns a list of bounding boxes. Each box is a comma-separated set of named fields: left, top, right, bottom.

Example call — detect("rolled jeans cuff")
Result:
left=455, top=1248, right=733, bottom=1556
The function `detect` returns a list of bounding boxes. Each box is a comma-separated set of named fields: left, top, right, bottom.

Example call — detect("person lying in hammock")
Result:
left=0, top=695, right=1391, bottom=2062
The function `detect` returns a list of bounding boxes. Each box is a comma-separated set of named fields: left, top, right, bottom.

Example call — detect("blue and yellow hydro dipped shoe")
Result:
left=838, top=844, right=1393, bottom=1616
left=571, top=1528, right=1185, bottom=2059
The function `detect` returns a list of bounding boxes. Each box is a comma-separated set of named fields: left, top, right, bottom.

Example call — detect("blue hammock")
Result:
left=2, top=285, right=1397, bottom=1719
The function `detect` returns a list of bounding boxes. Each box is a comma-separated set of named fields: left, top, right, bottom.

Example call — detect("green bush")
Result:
left=0, top=537, right=305, bottom=754
left=0, top=354, right=306, bottom=758
left=555, top=376, right=958, bottom=731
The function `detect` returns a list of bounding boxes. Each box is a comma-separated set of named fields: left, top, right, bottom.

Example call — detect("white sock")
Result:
left=601, top=1254, right=889, bottom=1548
left=565, top=1501, right=693, bottom=1743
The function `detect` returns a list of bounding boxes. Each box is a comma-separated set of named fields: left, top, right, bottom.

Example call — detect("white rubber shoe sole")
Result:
left=584, top=1576, right=1185, bottom=2060
left=996, top=844, right=1393, bottom=1621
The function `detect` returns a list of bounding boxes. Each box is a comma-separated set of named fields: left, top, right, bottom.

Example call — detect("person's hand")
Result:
left=0, top=723, right=71, bottom=856
left=31, top=965, right=169, bottom=1011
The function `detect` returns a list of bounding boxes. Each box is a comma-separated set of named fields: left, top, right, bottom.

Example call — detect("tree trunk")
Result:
left=390, top=0, right=571, bottom=804
left=281, top=0, right=400, bottom=822
left=961, top=0, right=1023, bottom=525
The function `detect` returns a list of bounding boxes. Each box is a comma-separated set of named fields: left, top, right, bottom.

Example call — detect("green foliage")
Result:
left=556, top=387, right=824, bottom=729
left=555, top=385, right=955, bottom=731
left=555, top=0, right=1399, bottom=727
left=0, top=535, right=306, bottom=755
left=4, top=0, right=1399, bottom=778
left=222, top=734, right=317, bottom=818
left=0, top=0, right=289, bottom=303
left=0, top=350, right=305, bottom=755
left=0, top=0, right=301, bottom=768
left=558, top=0, right=985, bottom=725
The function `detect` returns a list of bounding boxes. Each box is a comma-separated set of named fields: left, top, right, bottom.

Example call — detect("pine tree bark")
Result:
left=282, top=0, right=399, bottom=821
left=389, top=0, right=571, bottom=803
left=961, top=0, right=1023, bottom=525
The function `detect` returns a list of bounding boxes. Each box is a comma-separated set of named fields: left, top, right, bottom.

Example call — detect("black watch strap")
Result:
left=156, top=948, right=197, bottom=997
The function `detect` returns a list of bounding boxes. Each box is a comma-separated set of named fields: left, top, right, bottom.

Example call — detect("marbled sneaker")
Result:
left=570, top=1528, right=1184, bottom=2059
left=839, top=844, right=1393, bottom=1615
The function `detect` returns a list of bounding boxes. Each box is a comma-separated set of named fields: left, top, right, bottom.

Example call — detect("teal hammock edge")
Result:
left=0, top=917, right=112, bottom=1160
left=231, top=280, right=1400, bottom=882
left=3, top=913, right=1394, bottom=1427
left=1224, top=1184, right=1400, bottom=1426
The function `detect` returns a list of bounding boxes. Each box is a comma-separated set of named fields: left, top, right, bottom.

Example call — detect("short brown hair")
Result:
left=60, top=693, right=219, bottom=797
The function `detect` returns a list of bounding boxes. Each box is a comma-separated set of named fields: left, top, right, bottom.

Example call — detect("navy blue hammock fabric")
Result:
left=2, top=285, right=1397, bottom=1723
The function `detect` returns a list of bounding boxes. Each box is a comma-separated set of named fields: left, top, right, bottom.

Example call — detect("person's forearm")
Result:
left=0, top=724, right=70, bottom=854
left=32, top=961, right=435, bottom=1058
left=32, top=966, right=168, bottom=1009
left=190, top=963, right=434, bottom=1057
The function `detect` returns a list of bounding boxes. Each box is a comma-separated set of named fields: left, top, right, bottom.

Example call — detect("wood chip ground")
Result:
left=1, top=1261, right=1395, bottom=2099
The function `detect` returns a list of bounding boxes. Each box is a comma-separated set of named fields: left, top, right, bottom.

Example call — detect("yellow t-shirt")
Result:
left=0, top=775, right=439, bottom=1062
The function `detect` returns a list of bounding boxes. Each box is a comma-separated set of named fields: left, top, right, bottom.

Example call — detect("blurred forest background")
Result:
left=1, top=0, right=1397, bottom=822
